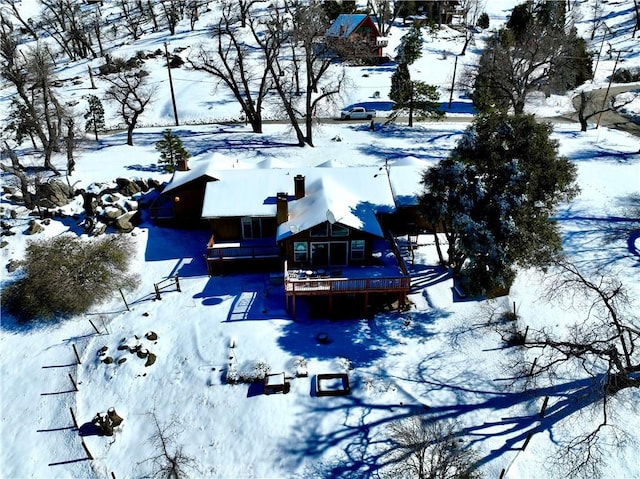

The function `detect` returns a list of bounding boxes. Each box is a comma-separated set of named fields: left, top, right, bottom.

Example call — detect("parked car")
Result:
left=340, top=107, right=376, bottom=120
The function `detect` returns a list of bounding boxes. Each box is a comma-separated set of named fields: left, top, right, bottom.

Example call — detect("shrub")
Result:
left=2, top=234, right=138, bottom=321
left=612, top=67, right=640, bottom=83
left=477, top=12, right=489, bottom=29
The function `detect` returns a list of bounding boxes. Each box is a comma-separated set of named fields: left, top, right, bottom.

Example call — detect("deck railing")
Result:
left=284, top=260, right=410, bottom=297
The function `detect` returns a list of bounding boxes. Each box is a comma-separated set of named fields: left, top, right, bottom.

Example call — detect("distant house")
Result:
left=400, top=0, right=462, bottom=26
left=325, top=14, right=388, bottom=61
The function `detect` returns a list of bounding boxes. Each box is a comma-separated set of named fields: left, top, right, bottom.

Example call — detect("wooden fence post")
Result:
left=69, top=408, right=78, bottom=428
left=119, top=288, right=130, bottom=311
left=175, top=274, right=181, bottom=292
left=88, top=319, right=101, bottom=335
left=72, top=344, right=82, bottom=365
left=81, top=440, right=93, bottom=460
left=68, top=373, right=79, bottom=392
left=521, top=432, right=533, bottom=451
left=154, top=283, right=161, bottom=300
left=528, top=357, right=538, bottom=377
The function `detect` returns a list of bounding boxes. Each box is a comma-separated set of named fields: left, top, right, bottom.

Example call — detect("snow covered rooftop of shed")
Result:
left=159, top=152, right=242, bottom=194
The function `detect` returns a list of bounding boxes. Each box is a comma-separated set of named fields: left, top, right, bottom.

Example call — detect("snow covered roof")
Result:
left=325, top=14, right=372, bottom=38
left=159, top=152, right=238, bottom=194
left=201, top=166, right=420, bottom=220
left=276, top=176, right=384, bottom=241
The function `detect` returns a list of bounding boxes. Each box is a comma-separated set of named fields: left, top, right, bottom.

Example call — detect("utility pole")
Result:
left=164, top=42, right=179, bottom=126
left=449, top=55, right=459, bottom=109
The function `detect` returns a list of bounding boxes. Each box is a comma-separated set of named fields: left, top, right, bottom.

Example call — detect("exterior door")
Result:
left=311, top=242, right=328, bottom=267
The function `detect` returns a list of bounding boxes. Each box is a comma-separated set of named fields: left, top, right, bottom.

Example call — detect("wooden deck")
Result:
left=284, top=260, right=410, bottom=319
left=206, top=235, right=280, bottom=275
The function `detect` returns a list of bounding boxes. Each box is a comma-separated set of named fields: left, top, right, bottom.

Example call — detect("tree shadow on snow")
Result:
left=280, top=367, right=616, bottom=477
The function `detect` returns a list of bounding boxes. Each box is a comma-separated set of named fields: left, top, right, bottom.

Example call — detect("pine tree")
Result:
left=419, top=112, right=579, bottom=296
left=390, top=63, right=443, bottom=126
left=155, top=129, right=190, bottom=171
left=84, top=94, right=105, bottom=141
left=394, top=24, right=422, bottom=65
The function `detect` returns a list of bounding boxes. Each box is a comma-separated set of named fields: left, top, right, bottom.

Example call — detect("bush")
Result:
left=2, top=234, right=138, bottom=321
left=612, top=67, right=640, bottom=83
left=477, top=12, right=489, bottom=29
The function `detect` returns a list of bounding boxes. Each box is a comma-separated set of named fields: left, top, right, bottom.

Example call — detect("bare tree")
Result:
left=139, top=412, right=199, bottom=479
left=471, top=2, right=591, bottom=115
left=574, top=89, right=637, bottom=132
left=0, top=142, right=34, bottom=210
left=251, top=0, right=345, bottom=146
left=0, top=33, right=64, bottom=175
left=104, top=69, right=155, bottom=146
left=516, top=260, right=640, bottom=478
left=382, top=416, right=482, bottom=479
left=39, top=0, right=98, bottom=60
left=189, top=1, right=270, bottom=133
left=457, top=0, right=486, bottom=55
left=366, top=0, right=396, bottom=37
left=1, top=0, right=38, bottom=41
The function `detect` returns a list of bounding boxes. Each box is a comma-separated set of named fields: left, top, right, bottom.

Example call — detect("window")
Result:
left=294, top=242, right=308, bottom=263
left=351, top=240, right=365, bottom=260
left=310, top=223, right=328, bottom=237
left=242, top=217, right=265, bottom=239
left=330, top=224, right=349, bottom=237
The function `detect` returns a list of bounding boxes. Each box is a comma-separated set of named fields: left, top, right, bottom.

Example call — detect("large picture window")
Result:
left=351, top=240, right=365, bottom=260
left=310, top=223, right=328, bottom=237
left=294, top=242, right=308, bottom=263
left=330, top=224, right=349, bottom=237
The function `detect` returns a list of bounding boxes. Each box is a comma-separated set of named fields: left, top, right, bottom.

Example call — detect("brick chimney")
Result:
left=276, top=192, right=288, bottom=225
left=294, top=175, right=305, bottom=200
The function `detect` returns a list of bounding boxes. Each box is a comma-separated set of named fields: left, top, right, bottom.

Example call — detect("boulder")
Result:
left=116, top=178, right=142, bottom=197
left=36, top=180, right=74, bottom=208
left=102, top=205, right=127, bottom=221
left=26, top=220, right=44, bottom=235
left=113, top=211, right=140, bottom=232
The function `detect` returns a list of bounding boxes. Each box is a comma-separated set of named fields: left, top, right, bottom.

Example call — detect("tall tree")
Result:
left=419, top=112, right=579, bottom=295
left=0, top=33, right=64, bottom=175
left=471, top=1, right=591, bottom=114
left=189, top=1, right=270, bottom=134
left=84, top=94, right=106, bottom=141
left=389, top=64, right=443, bottom=126
left=103, top=69, right=155, bottom=146
left=394, top=24, right=422, bottom=65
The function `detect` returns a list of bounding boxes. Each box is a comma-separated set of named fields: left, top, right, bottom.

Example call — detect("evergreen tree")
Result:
left=390, top=63, right=443, bottom=126
left=394, top=24, right=422, bottom=65
left=390, top=62, right=412, bottom=104
left=84, top=94, right=105, bottom=141
left=155, top=129, right=190, bottom=171
left=419, top=112, right=579, bottom=296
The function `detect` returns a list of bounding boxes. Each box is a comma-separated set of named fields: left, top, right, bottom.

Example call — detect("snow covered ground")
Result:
left=1, top=1, right=639, bottom=478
